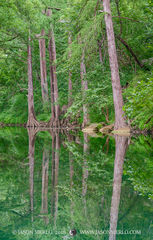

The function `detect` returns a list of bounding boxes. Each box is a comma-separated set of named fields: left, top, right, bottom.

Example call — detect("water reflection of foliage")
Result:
left=0, top=129, right=152, bottom=240
left=124, top=135, right=153, bottom=199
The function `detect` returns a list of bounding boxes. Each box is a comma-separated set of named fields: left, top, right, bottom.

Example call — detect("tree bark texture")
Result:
left=109, top=136, right=128, bottom=240
left=68, top=33, right=73, bottom=107
left=115, top=0, right=122, bottom=35
left=27, top=33, right=39, bottom=127
left=103, top=0, right=127, bottom=129
left=47, top=10, right=59, bottom=122
left=98, top=40, right=103, bottom=63
left=79, top=36, right=89, bottom=127
left=39, top=29, right=49, bottom=106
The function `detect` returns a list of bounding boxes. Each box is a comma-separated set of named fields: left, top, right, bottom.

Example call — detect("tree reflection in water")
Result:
left=28, top=128, right=60, bottom=226
left=82, top=133, right=89, bottom=216
left=109, top=135, right=128, bottom=240
left=68, top=134, right=75, bottom=225
left=26, top=128, right=151, bottom=240
left=41, top=145, right=49, bottom=224
left=50, top=130, right=60, bottom=227
left=28, top=128, right=38, bottom=223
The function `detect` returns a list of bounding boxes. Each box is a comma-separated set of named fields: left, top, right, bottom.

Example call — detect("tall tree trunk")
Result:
left=39, top=29, right=49, bottom=107
left=41, top=147, right=49, bottom=224
left=81, top=50, right=89, bottom=127
left=27, top=32, right=39, bottom=127
left=68, top=33, right=73, bottom=107
left=103, top=0, right=127, bottom=129
left=109, top=136, right=128, bottom=240
left=115, top=0, right=122, bottom=36
left=98, top=40, right=103, bottom=63
left=79, top=36, right=89, bottom=127
left=47, top=10, right=59, bottom=124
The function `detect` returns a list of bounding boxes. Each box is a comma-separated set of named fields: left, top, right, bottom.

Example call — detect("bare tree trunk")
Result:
left=47, top=10, right=59, bottom=124
left=41, top=147, right=49, bottom=224
left=97, top=33, right=105, bottom=64
left=79, top=36, right=89, bottom=127
left=94, top=0, right=100, bottom=16
left=109, top=136, right=128, bottom=240
left=27, top=32, right=39, bottom=127
left=39, top=29, right=49, bottom=107
left=98, top=40, right=103, bottom=63
left=103, top=0, right=127, bottom=129
left=102, top=136, right=110, bottom=154
left=82, top=133, right=89, bottom=216
left=28, top=128, right=37, bottom=222
left=115, top=0, right=122, bottom=36
left=68, top=33, right=73, bottom=107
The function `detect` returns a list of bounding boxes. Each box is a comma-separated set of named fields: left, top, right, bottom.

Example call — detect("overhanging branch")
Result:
left=117, top=35, right=144, bottom=68
left=112, top=16, right=140, bottom=22
left=47, top=7, right=61, bottom=11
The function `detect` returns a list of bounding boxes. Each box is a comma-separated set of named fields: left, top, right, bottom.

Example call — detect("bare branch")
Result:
left=47, top=7, right=61, bottom=11
left=115, top=0, right=122, bottom=35
left=117, top=35, right=144, bottom=68
left=112, top=16, right=140, bottom=22
left=94, top=0, right=100, bottom=16
left=0, top=35, right=18, bottom=43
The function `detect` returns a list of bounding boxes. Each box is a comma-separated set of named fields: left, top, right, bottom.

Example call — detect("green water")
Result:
left=0, top=128, right=152, bottom=240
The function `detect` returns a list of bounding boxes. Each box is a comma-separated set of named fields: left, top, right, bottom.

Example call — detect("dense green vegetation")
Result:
left=0, top=2, right=153, bottom=239
left=0, top=0, right=152, bottom=130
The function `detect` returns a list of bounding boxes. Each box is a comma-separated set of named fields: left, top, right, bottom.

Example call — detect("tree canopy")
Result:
left=0, top=0, right=153, bottom=130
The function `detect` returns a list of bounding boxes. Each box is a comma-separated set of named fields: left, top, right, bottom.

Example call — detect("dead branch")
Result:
left=116, top=35, right=144, bottom=68
left=112, top=16, right=140, bottom=22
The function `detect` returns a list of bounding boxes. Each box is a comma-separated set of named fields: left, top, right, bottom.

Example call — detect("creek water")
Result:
left=0, top=127, right=152, bottom=240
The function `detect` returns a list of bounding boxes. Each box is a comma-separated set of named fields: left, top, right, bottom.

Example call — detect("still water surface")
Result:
left=0, top=128, right=152, bottom=240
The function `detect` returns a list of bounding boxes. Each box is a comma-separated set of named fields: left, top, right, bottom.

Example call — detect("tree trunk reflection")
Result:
left=41, top=146, right=49, bottom=224
left=109, top=136, right=128, bottom=240
left=82, top=133, right=89, bottom=216
left=28, top=128, right=37, bottom=222
left=68, top=135, right=75, bottom=225
left=50, top=131, right=60, bottom=226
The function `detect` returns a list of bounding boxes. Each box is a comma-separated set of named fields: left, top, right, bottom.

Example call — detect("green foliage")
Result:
left=0, top=94, right=28, bottom=123
left=124, top=135, right=153, bottom=199
left=0, top=0, right=153, bottom=130
left=123, top=71, right=153, bottom=129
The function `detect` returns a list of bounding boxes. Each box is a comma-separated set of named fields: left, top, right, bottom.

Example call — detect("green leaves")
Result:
left=124, top=72, right=153, bottom=129
left=124, top=135, right=153, bottom=199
